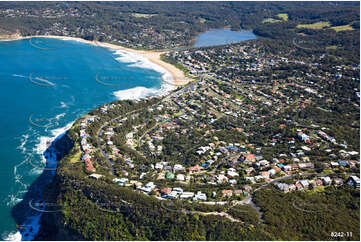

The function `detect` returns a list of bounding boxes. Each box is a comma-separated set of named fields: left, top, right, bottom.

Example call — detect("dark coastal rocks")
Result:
left=53, top=133, right=75, bottom=161
left=11, top=132, right=75, bottom=241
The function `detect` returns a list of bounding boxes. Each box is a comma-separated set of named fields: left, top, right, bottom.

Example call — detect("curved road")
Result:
left=96, top=74, right=205, bottom=175
left=97, top=107, right=143, bottom=175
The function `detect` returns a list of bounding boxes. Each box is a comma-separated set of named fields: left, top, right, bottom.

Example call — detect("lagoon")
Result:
left=193, top=28, right=257, bottom=48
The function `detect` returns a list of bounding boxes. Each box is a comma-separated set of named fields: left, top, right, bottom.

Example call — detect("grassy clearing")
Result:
left=307, top=186, right=326, bottom=194
left=323, top=169, right=334, bottom=174
left=69, top=144, right=82, bottom=163
left=234, top=94, right=246, bottom=101
left=174, top=111, right=182, bottom=117
left=262, top=18, right=281, bottom=24
left=296, top=21, right=331, bottom=29
left=331, top=24, right=354, bottom=32
left=326, top=45, right=338, bottom=50
left=131, top=13, right=158, bottom=18
left=277, top=13, right=288, bottom=21
left=199, top=18, right=206, bottom=23
left=263, top=13, right=288, bottom=24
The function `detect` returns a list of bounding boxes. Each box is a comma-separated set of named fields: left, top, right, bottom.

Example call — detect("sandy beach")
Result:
left=0, top=34, right=192, bottom=87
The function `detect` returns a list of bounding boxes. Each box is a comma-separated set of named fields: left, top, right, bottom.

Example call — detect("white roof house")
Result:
left=176, top=174, right=185, bottom=181
left=173, top=187, right=183, bottom=194
left=194, top=191, right=207, bottom=201
left=180, top=192, right=195, bottom=199
left=322, top=176, right=332, bottom=185
left=276, top=183, right=289, bottom=192
left=167, top=191, right=179, bottom=199
left=155, top=162, right=164, bottom=170
left=173, top=164, right=185, bottom=172
left=300, top=180, right=309, bottom=188
left=347, top=176, right=360, bottom=188
left=268, top=169, right=276, bottom=176
left=89, top=174, right=103, bottom=179
left=227, top=170, right=239, bottom=178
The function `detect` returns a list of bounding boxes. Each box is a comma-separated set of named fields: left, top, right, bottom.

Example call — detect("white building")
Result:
left=194, top=191, right=207, bottom=201
left=180, top=192, right=194, bottom=199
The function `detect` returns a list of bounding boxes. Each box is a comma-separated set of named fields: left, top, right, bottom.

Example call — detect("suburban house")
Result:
left=189, top=165, right=204, bottom=174
left=322, top=176, right=332, bottom=186
left=180, top=192, right=195, bottom=199
left=89, top=174, right=103, bottom=180
left=194, top=191, right=207, bottom=201
left=276, top=183, right=289, bottom=192
left=221, top=190, right=233, bottom=197
left=347, top=176, right=360, bottom=188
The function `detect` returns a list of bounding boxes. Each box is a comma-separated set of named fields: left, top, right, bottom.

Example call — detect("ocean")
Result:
left=0, top=37, right=170, bottom=241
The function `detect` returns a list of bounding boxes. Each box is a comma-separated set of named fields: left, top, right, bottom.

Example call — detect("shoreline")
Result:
left=0, top=34, right=192, bottom=241
left=0, top=35, right=191, bottom=87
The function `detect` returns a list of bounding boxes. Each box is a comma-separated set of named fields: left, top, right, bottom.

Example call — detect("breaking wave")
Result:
left=112, top=49, right=175, bottom=100
left=2, top=231, right=22, bottom=241
left=113, top=86, right=160, bottom=100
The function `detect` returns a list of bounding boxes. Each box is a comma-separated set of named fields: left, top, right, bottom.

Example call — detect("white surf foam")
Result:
left=50, top=121, right=74, bottom=138
left=55, top=113, right=65, bottom=120
left=19, top=214, right=41, bottom=241
left=12, top=74, right=26, bottom=78
left=113, top=86, right=160, bottom=100
left=59, top=97, right=75, bottom=109
left=3, top=231, right=22, bottom=241
left=113, top=49, right=174, bottom=84
left=33, top=121, right=74, bottom=159
left=59, top=101, right=67, bottom=108
left=28, top=167, right=43, bottom=176
left=111, top=49, right=176, bottom=100
left=13, top=158, right=29, bottom=188
left=17, top=134, right=29, bottom=154
left=14, top=173, right=23, bottom=185
left=12, top=122, right=74, bottom=240
left=5, top=194, right=23, bottom=207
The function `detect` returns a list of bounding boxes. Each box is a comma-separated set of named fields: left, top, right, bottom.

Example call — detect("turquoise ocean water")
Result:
left=0, top=38, right=166, bottom=240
